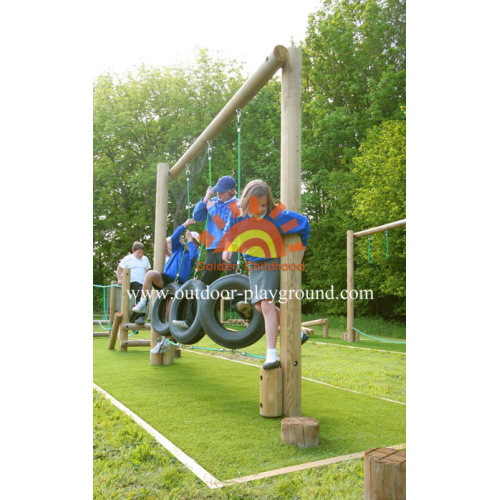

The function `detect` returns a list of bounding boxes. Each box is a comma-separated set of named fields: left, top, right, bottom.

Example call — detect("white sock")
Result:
left=266, top=349, right=277, bottom=363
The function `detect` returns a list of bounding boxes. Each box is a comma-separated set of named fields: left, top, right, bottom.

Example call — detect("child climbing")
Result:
left=221, top=179, right=310, bottom=369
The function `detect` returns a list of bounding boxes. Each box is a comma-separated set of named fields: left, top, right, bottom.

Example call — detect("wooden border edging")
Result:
left=93, top=383, right=226, bottom=489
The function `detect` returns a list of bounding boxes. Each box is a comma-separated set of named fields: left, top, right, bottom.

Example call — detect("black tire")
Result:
left=150, top=282, right=181, bottom=336
left=200, top=274, right=265, bottom=349
left=169, top=279, right=206, bottom=345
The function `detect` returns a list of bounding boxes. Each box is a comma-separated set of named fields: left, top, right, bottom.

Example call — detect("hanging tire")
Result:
left=200, top=274, right=265, bottom=349
left=150, top=282, right=181, bottom=336
left=169, top=279, right=206, bottom=345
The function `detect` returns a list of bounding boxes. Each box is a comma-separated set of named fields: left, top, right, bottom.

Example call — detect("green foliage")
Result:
left=300, top=0, right=406, bottom=318
left=93, top=0, right=406, bottom=318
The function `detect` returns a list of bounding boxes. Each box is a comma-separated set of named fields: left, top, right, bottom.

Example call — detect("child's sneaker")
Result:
left=150, top=338, right=163, bottom=354
left=132, top=298, right=147, bottom=314
left=235, top=301, right=253, bottom=319
left=301, top=330, right=309, bottom=345
left=159, top=338, right=170, bottom=354
left=172, top=320, right=189, bottom=330
left=135, top=315, right=145, bottom=325
left=263, top=359, right=281, bottom=370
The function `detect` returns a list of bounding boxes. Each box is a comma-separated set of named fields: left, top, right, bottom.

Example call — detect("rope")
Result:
left=385, top=230, right=389, bottom=261
left=164, top=338, right=265, bottom=359
left=236, top=109, right=242, bottom=272
left=353, top=327, right=406, bottom=344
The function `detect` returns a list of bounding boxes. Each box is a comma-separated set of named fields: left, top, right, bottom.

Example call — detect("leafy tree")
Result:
left=300, top=0, right=406, bottom=317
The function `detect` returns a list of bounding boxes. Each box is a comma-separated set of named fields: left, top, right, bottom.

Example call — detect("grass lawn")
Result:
left=94, top=315, right=405, bottom=495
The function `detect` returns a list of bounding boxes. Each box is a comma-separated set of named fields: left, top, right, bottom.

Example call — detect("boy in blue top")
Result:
left=173, top=175, right=238, bottom=330
left=132, top=218, right=199, bottom=314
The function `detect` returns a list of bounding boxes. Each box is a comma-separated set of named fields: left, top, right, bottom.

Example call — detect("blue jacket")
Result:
left=163, top=224, right=199, bottom=283
left=192, top=195, right=239, bottom=250
left=222, top=208, right=310, bottom=262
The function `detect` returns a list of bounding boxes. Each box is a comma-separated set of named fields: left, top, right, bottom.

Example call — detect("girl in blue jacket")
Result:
left=222, top=179, right=310, bottom=369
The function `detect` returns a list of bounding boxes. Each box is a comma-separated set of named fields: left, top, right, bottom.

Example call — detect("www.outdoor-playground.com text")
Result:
left=128, top=286, right=373, bottom=304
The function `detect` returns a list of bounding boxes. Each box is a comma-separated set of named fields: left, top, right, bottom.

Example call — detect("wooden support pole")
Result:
left=220, top=298, right=224, bottom=323
left=345, top=230, right=356, bottom=342
left=121, top=323, right=151, bottom=330
left=364, top=448, right=406, bottom=499
left=280, top=46, right=302, bottom=417
left=119, top=268, right=131, bottom=352
left=169, top=46, right=289, bottom=181
left=108, top=312, right=122, bottom=350
left=93, top=332, right=109, bottom=337
left=323, top=318, right=328, bottom=338
left=109, top=280, right=117, bottom=326
left=151, top=163, right=173, bottom=365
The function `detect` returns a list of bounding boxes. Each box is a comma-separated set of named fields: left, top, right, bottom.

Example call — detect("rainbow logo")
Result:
left=199, top=197, right=304, bottom=258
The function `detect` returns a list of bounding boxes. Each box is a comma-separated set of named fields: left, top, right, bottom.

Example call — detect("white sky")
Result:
left=92, top=0, right=323, bottom=78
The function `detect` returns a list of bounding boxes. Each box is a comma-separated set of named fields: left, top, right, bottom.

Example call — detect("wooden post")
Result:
left=220, top=298, right=224, bottom=323
left=109, top=280, right=117, bottom=326
left=281, top=417, right=320, bottom=448
left=107, top=312, right=122, bottom=350
left=345, top=230, right=356, bottom=342
left=260, top=368, right=282, bottom=417
left=119, top=269, right=131, bottom=351
left=323, top=318, right=328, bottom=338
left=364, top=448, right=406, bottom=499
left=280, top=46, right=303, bottom=417
left=151, top=163, right=173, bottom=365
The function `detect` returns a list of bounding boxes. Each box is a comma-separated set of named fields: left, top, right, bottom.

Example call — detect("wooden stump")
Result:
left=260, top=368, right=282, bottom=417
left=364, top=448, right=406, bottom=500
left=174, top=347, right=182, bottom=358
left=281, top=416, right=320, bottom=448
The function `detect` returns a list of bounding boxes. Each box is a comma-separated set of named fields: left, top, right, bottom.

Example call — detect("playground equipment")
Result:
left=344, top=219, right=406, bottom=342
left=147, top=46, right=306, bottom=424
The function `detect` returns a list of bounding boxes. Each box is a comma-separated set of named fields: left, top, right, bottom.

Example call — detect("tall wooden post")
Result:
left=109, top=280, right=117, bottom=326
left=151, top=163, right=173, bottom=365
left=346, top=230, right=356, bottom=342
left=280, top=47, right=302, bottom=417
left=119, top=268, right=131, bottom=352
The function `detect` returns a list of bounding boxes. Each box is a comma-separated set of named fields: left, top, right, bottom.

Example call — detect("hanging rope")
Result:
left=236, top=109, right=243, bottom=272
left=385, top=230, right=389, bottom=261
left=93, top=284, right=122, bottom=330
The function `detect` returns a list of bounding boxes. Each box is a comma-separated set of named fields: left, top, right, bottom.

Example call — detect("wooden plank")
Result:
left=121, top=323, right=152, bottom=330
left=300, top=319, right=326, bottom=327
left=122, top=339, right=151, bottom=347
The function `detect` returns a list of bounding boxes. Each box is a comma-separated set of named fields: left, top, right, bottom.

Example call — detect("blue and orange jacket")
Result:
left=220, top=207, right=310, bottom=262
left=193, top=195, right=239, bottom=250
left=163, top=224, right=199, bottom=283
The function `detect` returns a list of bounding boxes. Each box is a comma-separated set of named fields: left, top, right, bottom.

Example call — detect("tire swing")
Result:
left=168, top=279, right=207, bottom=345
left=150, top=282, right=181, bottom=336
left=200, top=274, right=265, bottom=349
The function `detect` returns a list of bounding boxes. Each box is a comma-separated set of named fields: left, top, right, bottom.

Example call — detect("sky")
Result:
left=92, top=0, right=323, bottom=78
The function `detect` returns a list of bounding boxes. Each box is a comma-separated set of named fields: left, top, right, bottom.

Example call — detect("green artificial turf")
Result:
left=94, top=334, right=405, bottom=481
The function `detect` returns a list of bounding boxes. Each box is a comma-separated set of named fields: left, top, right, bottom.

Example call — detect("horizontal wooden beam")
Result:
left=121, top=339, right=151, bottom=347
left=301, top=319, right=327, bottom=327
left=354, top=219, right=406, bottom=238
left=93, top=332, right=109, bottom=337
left=121, top=323, right=151, bottom=330
left=169, top=45, right=289, bottom=181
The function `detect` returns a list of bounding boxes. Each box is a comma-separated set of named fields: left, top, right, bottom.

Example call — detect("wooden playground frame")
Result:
left=344, top=219, right=406, bottom=342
